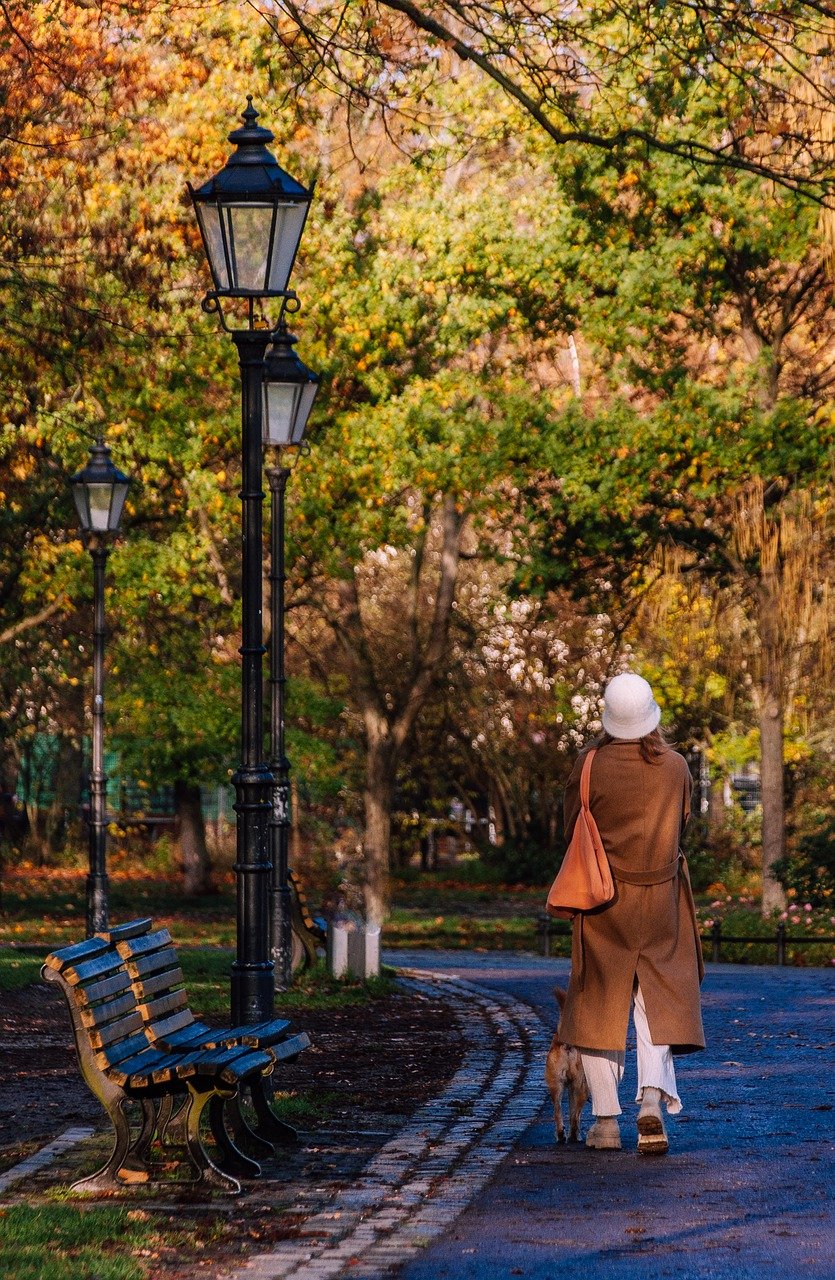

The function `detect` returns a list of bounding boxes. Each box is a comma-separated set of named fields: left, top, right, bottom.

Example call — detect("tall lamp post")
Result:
left=263, top=324, right=319, bottom=990
left=70, top=437, right=131, bottom=936
left=188, top=98, right=313, bottom=1023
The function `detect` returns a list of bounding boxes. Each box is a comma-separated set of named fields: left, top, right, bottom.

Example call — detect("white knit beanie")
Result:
left=602, top=673, right=661, bottom=740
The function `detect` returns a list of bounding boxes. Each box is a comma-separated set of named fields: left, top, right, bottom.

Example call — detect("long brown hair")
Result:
left=596, top=727, right=668, bottom=763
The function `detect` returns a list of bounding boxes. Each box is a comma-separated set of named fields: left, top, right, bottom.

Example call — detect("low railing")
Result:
left=704, top=919, right=835, bottom=966
left=536, top=915, right=835, bottom=966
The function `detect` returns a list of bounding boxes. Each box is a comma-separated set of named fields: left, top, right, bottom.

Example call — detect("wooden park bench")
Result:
left=42, top=919, right=309, bottom=1195
left=288, top=868, right=327, bottom=970
left=108, top=918, right=309, bottom=1169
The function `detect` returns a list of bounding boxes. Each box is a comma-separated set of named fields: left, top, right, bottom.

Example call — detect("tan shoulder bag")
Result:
left=546, top=748, right=615, bottom=919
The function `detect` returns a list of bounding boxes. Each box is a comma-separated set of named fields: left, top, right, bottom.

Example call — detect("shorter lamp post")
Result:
left=70, top=438, right=131, bottom=936
left=263, top=324, right=319, bottom=990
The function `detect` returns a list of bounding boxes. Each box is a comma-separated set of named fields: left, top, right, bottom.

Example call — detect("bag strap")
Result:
left=579, top=748, right=597, bottom=810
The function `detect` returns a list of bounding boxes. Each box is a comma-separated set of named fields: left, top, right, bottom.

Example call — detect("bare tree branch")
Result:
left=0, top=595, right=66, bottom=646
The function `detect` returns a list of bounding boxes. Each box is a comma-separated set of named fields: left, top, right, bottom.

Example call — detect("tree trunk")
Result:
left=174, top=780, right=212, bottom=896
left=707, top=766, right=728, bottom=837
left=338, top=494, right=466, bottom=924
left=362, top=733, right=395, bottom=927
left=755, top=565, right=788, bottom=916
left=758, top=688, right=787, bottom=915
left=25, top=801, right=48, bottom=867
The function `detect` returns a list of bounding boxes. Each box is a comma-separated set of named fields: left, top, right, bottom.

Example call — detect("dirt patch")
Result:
left=0, top=982, right=103, bottom=1164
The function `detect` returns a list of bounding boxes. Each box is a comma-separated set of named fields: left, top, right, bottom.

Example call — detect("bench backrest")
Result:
left=288, top=869, right=318, bottom=934
left=42, top=934, right=153, bottom=1099
left=114, top=926, right=198, bottom=1045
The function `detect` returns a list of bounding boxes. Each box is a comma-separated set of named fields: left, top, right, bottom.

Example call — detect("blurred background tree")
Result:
left=0, top=0, right=831, bottom=919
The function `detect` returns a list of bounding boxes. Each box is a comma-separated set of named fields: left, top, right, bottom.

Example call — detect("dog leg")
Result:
left=554, top=1082, right=566, bottom=1144
left=568, top=1081, right=586, bottom=1142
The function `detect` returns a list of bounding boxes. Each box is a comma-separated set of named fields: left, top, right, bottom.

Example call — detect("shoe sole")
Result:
left=637, top=1113, right=668, bottom=1156
left=585, top=1135, right=622, bottom=1150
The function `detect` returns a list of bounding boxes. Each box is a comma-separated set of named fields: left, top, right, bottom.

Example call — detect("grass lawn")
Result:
left=0, top=941, right=398, bottom=1011
left=0, top=1206, right=152, bottom=1280
left=383, top=907, right=558, bottom=952
left=0, top=867, right=239, bottom=948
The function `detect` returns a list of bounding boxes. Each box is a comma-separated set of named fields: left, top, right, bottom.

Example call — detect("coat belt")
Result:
left=607, top=854, right=681, bottom=886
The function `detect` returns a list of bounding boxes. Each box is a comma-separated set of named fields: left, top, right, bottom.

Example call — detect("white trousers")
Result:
left=579, top=985, right=682, bottom=1117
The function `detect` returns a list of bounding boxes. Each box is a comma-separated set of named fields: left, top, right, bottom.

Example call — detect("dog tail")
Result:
left=554, top=986, right=568, bottom=1010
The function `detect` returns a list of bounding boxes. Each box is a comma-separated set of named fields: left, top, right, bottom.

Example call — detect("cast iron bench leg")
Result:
left=113, top=1099, right=157, bottom=1184
left=225, top=1092, right=274, bottom=1158
left=210, top=1093, right=263, bottom=1178
left=250, top=1075, right=299, bottom=1146
left=183, top=1084, right=241, bottom=1194
left=155, top=1094, right=176, bottom=1146
left=132, top=1099, right=156, bottom=1164
left=71, top=1097, right=135, bottom=1194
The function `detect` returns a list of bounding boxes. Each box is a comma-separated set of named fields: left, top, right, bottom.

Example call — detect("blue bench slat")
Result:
left=44, top=937, right=109, bottom=972
left=100, top=918, right=154, bottom=944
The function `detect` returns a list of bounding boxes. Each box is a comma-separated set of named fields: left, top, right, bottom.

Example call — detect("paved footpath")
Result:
left=387, top=951, right=835, bottom=1280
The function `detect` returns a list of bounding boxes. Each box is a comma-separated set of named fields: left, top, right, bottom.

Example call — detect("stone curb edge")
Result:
left=0, top=1126, right=96, bottom=1195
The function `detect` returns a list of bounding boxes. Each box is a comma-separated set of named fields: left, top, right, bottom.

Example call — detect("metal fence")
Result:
left=537, top=915, right=835, bottom=966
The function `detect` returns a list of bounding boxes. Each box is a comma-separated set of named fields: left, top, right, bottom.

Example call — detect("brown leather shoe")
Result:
left=637, top=1087, right=669, bottom=1155
left=585, top=1117, right=622, bottom=1150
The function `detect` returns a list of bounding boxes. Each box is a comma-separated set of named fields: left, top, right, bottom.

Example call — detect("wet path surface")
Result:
left=386, top=951, right=835, bottom=1280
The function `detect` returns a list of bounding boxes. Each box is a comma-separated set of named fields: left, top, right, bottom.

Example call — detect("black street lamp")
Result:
left=70, top=437, right=131, bottom=936
left=263, top=327, right=319, bottom=990
left=189, top=98, right=313, bottom=1024
left=189, top=98, right=312, bottom=312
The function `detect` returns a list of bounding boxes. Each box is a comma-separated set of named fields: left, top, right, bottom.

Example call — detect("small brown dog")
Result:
left=545, top=987, right=589, bottom=1143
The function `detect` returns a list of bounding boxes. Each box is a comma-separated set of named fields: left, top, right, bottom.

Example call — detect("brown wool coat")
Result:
left=557, top=740, right=706, bottom=1055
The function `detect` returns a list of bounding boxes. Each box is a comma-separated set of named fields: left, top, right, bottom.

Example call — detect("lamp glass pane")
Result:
left=72, top=484, right=91, bottom=531
left=291, top=382, right=319, bottom=444
left=87, top=484, right=114, bottom=532
left=109, top=482, right=129, bottom=531
left=267, top=203, right=308, bottom=292
left=196, top=204, right=230, bottom=290
left=264, top=381, right=301, bottom=445
left=224, top=203, right=274, bottom=291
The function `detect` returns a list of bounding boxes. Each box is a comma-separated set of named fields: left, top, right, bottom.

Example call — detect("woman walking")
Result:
left=558, top=673, right=705, bottom=1154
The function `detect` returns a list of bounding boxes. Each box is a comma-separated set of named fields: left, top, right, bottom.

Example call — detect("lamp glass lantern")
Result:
left=189, top=99, right=313, bottom=298
left=70, top=439, right=131, bottom=534
left=263, top=329, right=320, bottom=446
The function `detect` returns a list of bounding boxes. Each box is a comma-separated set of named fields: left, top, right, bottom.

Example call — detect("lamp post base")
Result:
left=230, top=965, right=276, bottom=1026
left=230, top=762, right=275, bottom=1025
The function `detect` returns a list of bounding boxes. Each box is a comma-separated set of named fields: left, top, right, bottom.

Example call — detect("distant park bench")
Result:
left=42, top=918, right=309, bottom=1194
left=289, top=868, right=327, bottom=970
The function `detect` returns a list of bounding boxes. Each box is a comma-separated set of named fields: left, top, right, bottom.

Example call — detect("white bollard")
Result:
left=347, top=925, right=381, bottom=980
left=327, top=922, right=350, bottom=978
